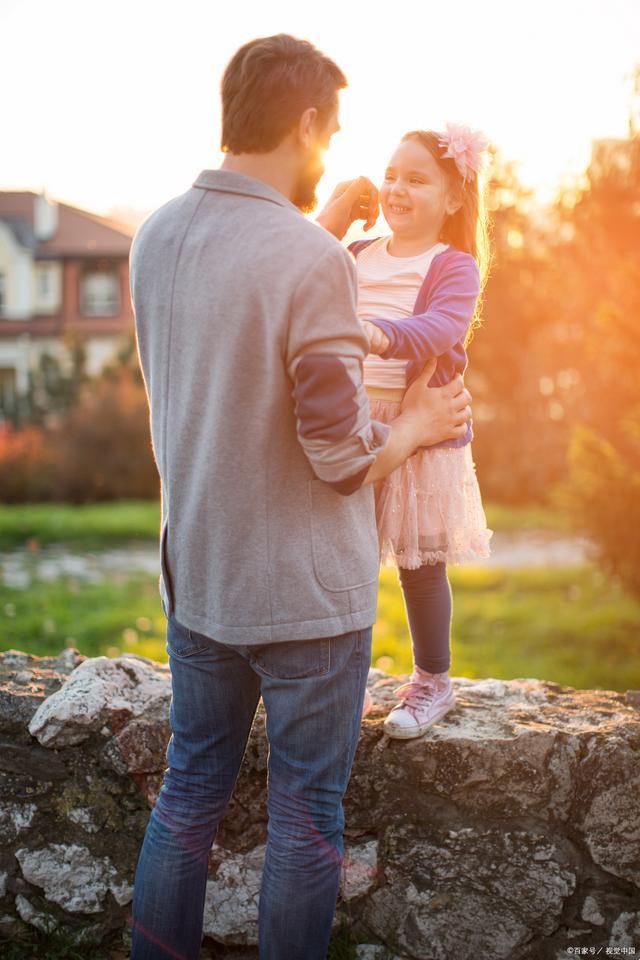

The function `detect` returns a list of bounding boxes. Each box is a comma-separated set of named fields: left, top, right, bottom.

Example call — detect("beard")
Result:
left=292, top=158, right=324, bottom=213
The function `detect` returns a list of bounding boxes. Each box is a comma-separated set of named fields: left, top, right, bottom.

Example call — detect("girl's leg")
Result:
left=382, top=561, right=456, bottom=739
left=398, top=561, right=452, bottom=674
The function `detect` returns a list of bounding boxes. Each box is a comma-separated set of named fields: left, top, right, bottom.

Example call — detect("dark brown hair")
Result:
left=401, top=130, right=492, bottom=341
left=221, top=34, right=347, bottom=154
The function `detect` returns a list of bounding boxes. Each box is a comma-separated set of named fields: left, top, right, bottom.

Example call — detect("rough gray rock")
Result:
left=356, top=946, right=407, bottom=959
left=28, top=654, right=170, bottom=748
left=363, top=827, right=576, bottom=959
left=14, top=892, right=58, bottom=933
left=341, top=839, right=379, bottom=901
left=0, top=646, right=639, bottom=959
left=0, top=801, right=37, bottom=843
left=581, top=774, right=640, bottom=885
left=609, top=910, right=640, bottom=947
left=15, top=842, right=131, bottom=914
left=203, top=843, right=265, bottom=945
left=581, top=894, right=605, bottom=926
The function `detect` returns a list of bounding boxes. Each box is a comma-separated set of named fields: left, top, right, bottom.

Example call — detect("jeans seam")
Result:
left=335, top=628, right=366, bottom=793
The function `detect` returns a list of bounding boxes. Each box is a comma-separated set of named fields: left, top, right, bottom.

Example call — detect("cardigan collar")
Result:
left=193, top=169, right=300, bottom=213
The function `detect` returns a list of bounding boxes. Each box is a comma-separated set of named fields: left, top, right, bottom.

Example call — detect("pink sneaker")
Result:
left=383, top=668, right=456, bottom=739
left=362, top=687, right=374, bottom=718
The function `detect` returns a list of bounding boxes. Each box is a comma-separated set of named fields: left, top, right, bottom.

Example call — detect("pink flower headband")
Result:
left=437, top=123, right=490, bottom=184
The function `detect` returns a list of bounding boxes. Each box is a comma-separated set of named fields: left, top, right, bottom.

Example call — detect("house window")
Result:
left=38, top=270, right=50, bottom=297
left=80, top=262, right=120, bottom=317
left=34, top=261, right=62, bottom=314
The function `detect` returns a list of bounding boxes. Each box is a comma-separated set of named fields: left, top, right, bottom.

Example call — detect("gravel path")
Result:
left=0, top=532, right=593, bottom=590
left=484, top=530, right=593, bottom=568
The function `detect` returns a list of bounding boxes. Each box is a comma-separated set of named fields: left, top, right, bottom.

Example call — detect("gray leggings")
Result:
left=398, top=561, right=452, bottom=673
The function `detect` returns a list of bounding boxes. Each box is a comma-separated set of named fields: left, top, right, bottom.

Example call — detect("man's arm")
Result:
left=286, top=245, right=471, bottom=496
left=286, top=243, right=390, bottom=495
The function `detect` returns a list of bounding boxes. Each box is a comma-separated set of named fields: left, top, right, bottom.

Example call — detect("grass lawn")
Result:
left=2, top=499, right=637, bottom=692
left=376, top=564, right=640, bottom=692
left=0, top=499, right=571, bottom=550
left=2, top=563, right=638, bottom=693
left=0, top=501, right=162, bottom=550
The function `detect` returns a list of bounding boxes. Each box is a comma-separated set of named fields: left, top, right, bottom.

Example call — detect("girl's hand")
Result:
left=316, top=177, right=379, bottom=240
left=362, top=320, right=390, bottom=355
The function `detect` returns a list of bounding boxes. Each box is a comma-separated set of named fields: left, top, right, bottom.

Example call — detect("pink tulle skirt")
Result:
left=369, top=398, right=493, bottom=569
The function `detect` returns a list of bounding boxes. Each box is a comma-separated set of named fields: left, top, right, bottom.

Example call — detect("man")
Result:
left=129, top=34, right=471, bottom=960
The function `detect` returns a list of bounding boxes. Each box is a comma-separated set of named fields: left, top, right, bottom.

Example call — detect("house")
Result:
left=0, top=190, right=136, bottom=415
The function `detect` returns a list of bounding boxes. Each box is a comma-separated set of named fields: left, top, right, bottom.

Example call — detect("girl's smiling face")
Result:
left=381, top=139, right=460, bottom=243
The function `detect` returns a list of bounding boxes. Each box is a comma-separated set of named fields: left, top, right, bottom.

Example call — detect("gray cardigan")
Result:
left=130, top=169, right=391, bottom=644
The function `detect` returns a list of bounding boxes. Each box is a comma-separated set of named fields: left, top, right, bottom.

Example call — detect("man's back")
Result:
left=130, top=169, right=387, bottom=644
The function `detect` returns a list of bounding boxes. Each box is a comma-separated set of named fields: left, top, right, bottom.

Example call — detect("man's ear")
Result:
left=297, top=107, right=319, bottom=148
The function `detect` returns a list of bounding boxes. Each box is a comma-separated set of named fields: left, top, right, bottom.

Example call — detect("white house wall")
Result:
left=0, top=337, right=31, bottom=393
left=0, top=222, right=33, bottom=319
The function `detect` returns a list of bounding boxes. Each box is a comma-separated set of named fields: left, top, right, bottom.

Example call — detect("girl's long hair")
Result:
left=401, top=129, right=492, bottom=343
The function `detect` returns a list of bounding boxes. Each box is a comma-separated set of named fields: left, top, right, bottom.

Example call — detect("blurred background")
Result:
left=1, top=0, right=639, bottom=691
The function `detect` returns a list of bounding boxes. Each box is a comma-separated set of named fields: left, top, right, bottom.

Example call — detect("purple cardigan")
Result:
left=348, top=239, right=480, bottom=449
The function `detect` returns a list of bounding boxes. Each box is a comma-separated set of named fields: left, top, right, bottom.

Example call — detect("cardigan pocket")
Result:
left=308, top=477, right=379, bottom=593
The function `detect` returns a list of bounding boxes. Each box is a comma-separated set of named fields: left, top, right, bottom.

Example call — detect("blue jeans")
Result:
left=130, top=613, right=372, bottom=960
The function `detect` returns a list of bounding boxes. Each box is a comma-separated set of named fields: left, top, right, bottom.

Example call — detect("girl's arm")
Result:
left=366, top=254, right=481, bottom=361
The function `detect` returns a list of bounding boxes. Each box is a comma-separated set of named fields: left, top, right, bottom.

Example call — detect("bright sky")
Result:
left=2, top=0, right=638, bottom=220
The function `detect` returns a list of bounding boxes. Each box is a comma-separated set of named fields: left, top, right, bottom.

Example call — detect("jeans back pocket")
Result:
left=166, top=613, right=213, bottom=658
left=248, top=636, right=331, bottom=679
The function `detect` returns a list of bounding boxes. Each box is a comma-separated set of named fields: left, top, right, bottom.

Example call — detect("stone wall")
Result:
left=1, top=647, right=639, bottom=959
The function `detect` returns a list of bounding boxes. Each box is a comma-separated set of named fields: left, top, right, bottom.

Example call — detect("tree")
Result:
left=562, top=260, right=640, bottom=596
left=6, top=333, right=89, bottom=428
left=469, top=151, right=570, bottom=503
left=555, top=72, right=640, bottom=594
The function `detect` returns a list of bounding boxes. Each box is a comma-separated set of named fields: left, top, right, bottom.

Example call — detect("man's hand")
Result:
left=400, top=360, right=472, bottom=446
left=362, top=360, right=472, bottom=486
left=361, top=320, right=390, bottom=355
left=316, top=177, right=379, bottom=240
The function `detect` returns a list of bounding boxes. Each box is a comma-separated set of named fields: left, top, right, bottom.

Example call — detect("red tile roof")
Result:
left=0, top=191, right=134, bottom=256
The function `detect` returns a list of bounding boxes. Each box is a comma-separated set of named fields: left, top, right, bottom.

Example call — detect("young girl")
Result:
left=350, top=124, right=493, bottom=739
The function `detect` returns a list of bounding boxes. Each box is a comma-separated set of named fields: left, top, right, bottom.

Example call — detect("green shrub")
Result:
left=0, top=371, right=159, bottom=504
left=566, top=420, right=640, bottom=597
left=52, top=369, right=159, bottom=502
